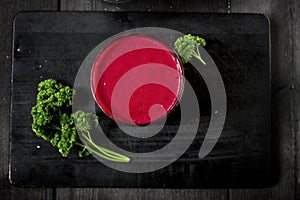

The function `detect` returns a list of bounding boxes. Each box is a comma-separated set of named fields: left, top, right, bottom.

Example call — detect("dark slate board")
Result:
left=10, top=12, right=271, bottom=188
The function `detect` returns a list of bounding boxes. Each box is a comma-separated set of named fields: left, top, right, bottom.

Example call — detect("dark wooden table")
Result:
left=0, top=0, right=299, bottom=199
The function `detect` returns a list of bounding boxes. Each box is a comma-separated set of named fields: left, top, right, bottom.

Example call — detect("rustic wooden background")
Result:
left=0, top=0, right=299, bottom=199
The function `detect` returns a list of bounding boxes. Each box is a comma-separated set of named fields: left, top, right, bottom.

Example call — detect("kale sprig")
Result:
left=174, top=34, right=206, bottom=65
left=31, top=79, right=130, bottom=162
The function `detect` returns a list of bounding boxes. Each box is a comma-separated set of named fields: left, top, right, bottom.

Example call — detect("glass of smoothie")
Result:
left=91, top=34, right=184, bottom=125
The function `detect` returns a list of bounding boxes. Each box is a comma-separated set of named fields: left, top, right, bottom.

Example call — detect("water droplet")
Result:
left=36, top=145, right=40, bottom=149
left=17, top=48, right=21, bottom=52
left=103, top=82, right=107, bottom=86
left=214, top=110, right=218, bottom=114
left=40, top=75, right=43, bottom=79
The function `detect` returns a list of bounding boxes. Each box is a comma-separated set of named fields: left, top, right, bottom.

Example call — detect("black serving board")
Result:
left=10, top=12, right=271, bottom=188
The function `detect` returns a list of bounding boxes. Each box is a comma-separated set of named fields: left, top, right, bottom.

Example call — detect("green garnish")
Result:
left=31, top=79, right=130, bottom=162
left=31, top=79, right=76, bottom=157
left=174, top=34, right=206, bottom=65
left=74, top=111, right=130, bottom=162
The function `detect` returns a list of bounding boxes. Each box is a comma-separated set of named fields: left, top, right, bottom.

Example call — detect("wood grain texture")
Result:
left=230, top=0, right=271, bottom=14
left=294, top=0, right=300, bottom=199
left=56, top=0, right=229, bottom=199
left=55, top=188, right=227, bottom=200
left=60, top=0, right=228, bottom=12
left=230, top=89, right=294, bottom=199
left=231, top=0, right=297, bottom=200
left=0, top=1, right=57, bottom=200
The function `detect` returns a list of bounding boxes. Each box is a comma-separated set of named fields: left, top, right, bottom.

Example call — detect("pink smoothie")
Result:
left=91, top=34, right=183, bottom=125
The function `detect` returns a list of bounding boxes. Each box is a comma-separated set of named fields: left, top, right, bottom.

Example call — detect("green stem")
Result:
left=81, top=133, right=130, bottom=162
left=192, top=47, right=206, bottom=65
left=50, top=124, right=61, bottom=131
left=81, top=134, right=130, bottom=162
left=86, top=130, right=91, bottom=140
left=196, top=44, right=200, bottom=56
left=76, top=142, right=126, bottom=162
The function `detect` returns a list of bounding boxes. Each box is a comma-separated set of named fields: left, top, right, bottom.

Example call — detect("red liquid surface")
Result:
left=91, top=35, right=183, bottom=125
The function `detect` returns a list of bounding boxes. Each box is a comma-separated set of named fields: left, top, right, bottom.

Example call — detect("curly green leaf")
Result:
left=174, top=34, right=206, bottom=65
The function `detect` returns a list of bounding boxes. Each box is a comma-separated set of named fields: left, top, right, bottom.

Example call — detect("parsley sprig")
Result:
left=74, top=111, right=130, bottom=162
left=31, top=79, right=130, bottom=162
left=174, top=34, right=206, bottom=65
